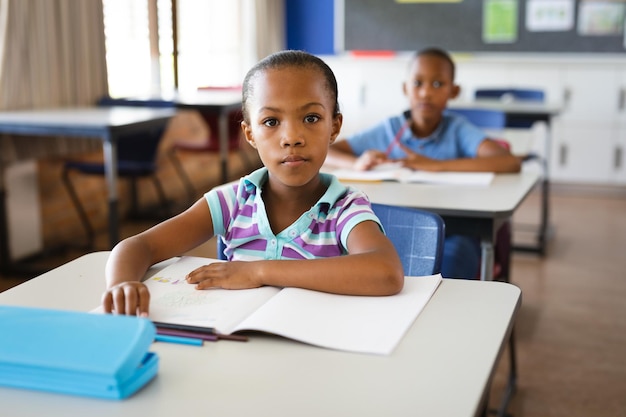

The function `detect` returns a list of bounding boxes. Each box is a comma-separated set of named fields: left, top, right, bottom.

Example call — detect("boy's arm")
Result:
left=326, top=139, right=359, bottom=168
left=399, top=138, right=522, bottom=173
left=327, top=139, right=390, bottom=171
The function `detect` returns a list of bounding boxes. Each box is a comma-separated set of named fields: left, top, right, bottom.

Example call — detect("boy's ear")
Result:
left=451, top=84, right=461, bottom=99
left=241, top=122, right=256, bottom=149
left=402, top=81, right=408, bottom=97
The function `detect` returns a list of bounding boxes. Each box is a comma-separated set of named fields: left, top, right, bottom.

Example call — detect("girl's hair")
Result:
left=241, top=50, right=340, bottom=123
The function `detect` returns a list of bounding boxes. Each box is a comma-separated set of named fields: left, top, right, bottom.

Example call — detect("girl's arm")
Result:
left=186, top=220, right=405, bottom=296
left=102, top=198, right=215, bottom=315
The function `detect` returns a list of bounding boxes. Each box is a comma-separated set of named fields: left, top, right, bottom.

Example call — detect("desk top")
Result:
left=0, top=107, right=175, bottom=137
left=449, top=99, right=561, bottom=117
left=125, top=90, right=242, bottom=111
left=0, top=252, right=521, bottom=417
left=341, top=171, right=539, bottom=219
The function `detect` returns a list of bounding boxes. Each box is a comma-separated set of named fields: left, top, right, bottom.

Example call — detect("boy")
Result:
left=326, top=47, right=520, bottom=279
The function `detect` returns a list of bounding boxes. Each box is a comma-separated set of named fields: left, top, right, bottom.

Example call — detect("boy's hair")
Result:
left=241, top=50, right=340, bottom=123
left=412, top=47, right=456, bottom=81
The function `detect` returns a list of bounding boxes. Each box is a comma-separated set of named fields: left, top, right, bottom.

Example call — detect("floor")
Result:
left=1, top=182, right=625, bottom=417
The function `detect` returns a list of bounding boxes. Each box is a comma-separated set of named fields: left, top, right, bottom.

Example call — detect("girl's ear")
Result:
left=329, top=113, right=343, bottom=145
left=241, top=121, right=256, bottom=149
left=451, top=84, right=461, bottom=99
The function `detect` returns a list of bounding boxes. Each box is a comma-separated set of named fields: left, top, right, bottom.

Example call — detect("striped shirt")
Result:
left=205, top=167, right=381, bottom=261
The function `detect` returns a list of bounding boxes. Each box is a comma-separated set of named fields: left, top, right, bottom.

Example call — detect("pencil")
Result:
left=154, top=334, right=204, bottom=346
left=152, top=321, right=216, bottom=335
left=157, top=328, right=219, bottom=342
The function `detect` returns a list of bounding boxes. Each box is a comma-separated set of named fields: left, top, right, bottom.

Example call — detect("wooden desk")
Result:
left=0, top=107, right=175, bottom=271
left=115, top=90, right=242, bottom=184
left=0, top=251, right=521, bottom=417
left=341, top=172, right=540, bottom=281
left=449, top=100, right=561, bottom=255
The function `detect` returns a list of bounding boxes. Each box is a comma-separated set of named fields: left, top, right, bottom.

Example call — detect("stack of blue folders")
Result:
left=0, top=305, right=159, bottom=399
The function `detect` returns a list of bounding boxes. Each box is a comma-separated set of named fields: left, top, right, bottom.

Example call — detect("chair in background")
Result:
left=475, top=88, right=545, bottom=128
left=447, top=107, right=513, bottom=281
left=169, top=86, right=258, bottom=204
left=62, top=124, right=170, bottom=248
left=474, top=88, right=550, bottom=257
left=216, top=203, right=445, bottom=277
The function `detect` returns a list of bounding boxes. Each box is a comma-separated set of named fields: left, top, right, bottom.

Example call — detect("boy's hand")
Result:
left=396, top=142, right=442, bottom=171
left=102, top=281, right=150, bottom=316
left=355, top=150, right=389, bottom=171
left=186, top=261, right=262, bottom=290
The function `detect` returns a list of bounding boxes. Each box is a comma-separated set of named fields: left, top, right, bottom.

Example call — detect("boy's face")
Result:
left=403, top=55, right=460, bottom=123
left=241, top=66, right=342, bottom=189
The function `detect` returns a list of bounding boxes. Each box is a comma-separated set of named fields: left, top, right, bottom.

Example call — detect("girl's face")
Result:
left=242, top=66, right=342, bottom=190
left=403, top=55, right=459, bottom=124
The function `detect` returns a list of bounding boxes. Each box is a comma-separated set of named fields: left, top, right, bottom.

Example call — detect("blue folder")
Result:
left=0, top=305, right=159, bottom=399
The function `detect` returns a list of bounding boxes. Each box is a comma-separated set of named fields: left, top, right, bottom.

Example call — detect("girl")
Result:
left=102, top=50, right=404, bottom=316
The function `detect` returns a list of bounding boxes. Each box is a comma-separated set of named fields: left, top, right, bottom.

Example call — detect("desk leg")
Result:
left=218, top=110, right=229, bottom=184
left=0, top=187, right=10, bottom=272
left=480, top=240, right=494, bottom=281
left=102, top=137, right=119, bottom=248
left=514, top=120, right=551, bottom=256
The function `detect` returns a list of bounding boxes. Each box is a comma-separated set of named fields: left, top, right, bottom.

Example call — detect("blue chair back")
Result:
left=475, top=88, right=545, bottom=102
left=217, top=203, right=446, bottom=276
left=371, top=203, right=444, bottom=276
left=474, top=88, right=545, bottom=128
left=447, top=108, right=506, bottom=130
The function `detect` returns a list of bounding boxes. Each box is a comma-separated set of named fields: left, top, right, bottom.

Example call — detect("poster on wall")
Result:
left=526, top=0, right=575, bottom=32
left=577, top=0, right=625, bottom=36
left=483, top=0, right=519, bottom=43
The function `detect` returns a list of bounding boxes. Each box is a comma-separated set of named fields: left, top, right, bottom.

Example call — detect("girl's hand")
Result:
left=186, top=261, right=262, bottom=290
left=355, top=150, right=389, bottom=171
left=101, top=281, right=150, bottom=316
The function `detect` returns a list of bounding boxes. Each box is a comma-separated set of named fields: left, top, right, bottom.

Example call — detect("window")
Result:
left=102, top=0, right=243, bottom=97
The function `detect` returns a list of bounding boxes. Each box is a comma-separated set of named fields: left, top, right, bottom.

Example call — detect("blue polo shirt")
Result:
left=347, top=111, right=486, bottom=160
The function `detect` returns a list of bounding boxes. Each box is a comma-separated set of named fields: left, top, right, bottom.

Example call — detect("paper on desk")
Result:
left=118, top=256, right=443, bottom=355
left=331, top=163, right=494, bottom=186
left=232, top=274, right=443, bottom=356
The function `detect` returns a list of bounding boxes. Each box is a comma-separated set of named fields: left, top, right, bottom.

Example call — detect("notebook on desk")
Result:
left=135, top=256, right=442, bottom=356
left=329, top=162, right=495, bottom=186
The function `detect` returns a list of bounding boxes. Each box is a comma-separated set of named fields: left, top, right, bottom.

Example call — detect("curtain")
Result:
left=241, top=0, right=285, bottom=73
left=0, top=0, right=109, bottom=164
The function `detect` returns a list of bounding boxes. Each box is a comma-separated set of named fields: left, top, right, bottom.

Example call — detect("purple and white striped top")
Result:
left=206, top=167, right=381, bottom=261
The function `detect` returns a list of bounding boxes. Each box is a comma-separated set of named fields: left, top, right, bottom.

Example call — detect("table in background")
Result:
left=0, top=107, right=175, bottom=272
left=449, top=99, right=561, bottom=255
left=0, top=251, right=521, bottom=417
left=342, top=172, right=539, bottom=281
left=115, top=89, right=242, bottom=184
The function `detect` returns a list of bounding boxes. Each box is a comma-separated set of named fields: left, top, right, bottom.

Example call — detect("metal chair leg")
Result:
left=61, top=168, right=95, bottom=248
left=168, top=150, right=196, bottom=204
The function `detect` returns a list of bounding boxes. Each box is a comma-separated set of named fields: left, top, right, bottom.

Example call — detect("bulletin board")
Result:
left=344, top=0, right=626, bottom=53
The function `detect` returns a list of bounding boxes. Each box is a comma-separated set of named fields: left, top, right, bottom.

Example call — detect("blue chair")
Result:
left=216, top=203, right=445, bottom=277
left=62, top=119, right=170, bottom=248
left=475, top=88, right=545, bottom=128
left=446, top=108, right=506, bottom=130
left=370, top=203, right=444, bottom=276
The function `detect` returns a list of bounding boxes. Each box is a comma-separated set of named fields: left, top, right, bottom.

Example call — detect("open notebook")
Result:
left=329, top=162, right=495, bottom=186
left=137, top=256, right=442, bottom=356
